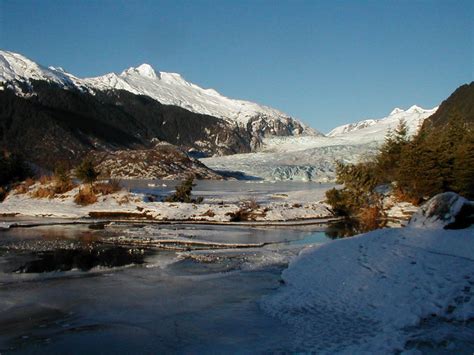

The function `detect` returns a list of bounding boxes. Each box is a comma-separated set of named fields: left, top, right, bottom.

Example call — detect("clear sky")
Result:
left=1, top=0, right=472, bottom=132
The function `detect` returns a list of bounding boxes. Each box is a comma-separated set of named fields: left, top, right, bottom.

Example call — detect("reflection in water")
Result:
left=0, top=220, right=408, bottom=353
left=325, top=218, right=388, bottom=239
left=15, top=247, right=148, bottom=273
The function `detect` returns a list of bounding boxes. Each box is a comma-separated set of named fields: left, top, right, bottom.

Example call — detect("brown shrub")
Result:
left=93, top=179, right=121, bottom=195
left=357, top=205, right=384, bottom=231
left=14, top=178, right=35, bottom=194
left=31, top=186, right=56, bottom=199
left=242, top=198, right=259, bottom=210
left=0, top=187, right=8, bottom=202
left=226, top=199, right=266, bottom=222
left=74, top=186, right=98, bottom=205
left=39, top=175, right=52, bottom=185
left=201, top=209, right=215, bottom=217
left=392, top=187, right=422, bottom=206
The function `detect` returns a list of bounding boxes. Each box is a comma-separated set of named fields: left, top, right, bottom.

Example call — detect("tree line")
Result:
left=326, top=111, right=474, bottom=217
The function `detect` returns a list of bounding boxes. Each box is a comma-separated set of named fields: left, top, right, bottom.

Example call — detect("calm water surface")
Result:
left=0, top=220, right=346, bottom=353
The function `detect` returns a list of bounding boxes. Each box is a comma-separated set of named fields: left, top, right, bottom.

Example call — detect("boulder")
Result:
left=408, top=192, right=474, bottom=229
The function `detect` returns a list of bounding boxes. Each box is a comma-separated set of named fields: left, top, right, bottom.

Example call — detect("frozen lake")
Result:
left=121, top=179, right=335, bottom=204
left=0, top=220, right=340, bottom=353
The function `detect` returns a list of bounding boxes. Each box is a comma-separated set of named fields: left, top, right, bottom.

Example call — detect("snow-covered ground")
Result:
left=0, top=182, right=334, bottom=223
left=261, top=226, right=474, bottom=353
left=202, top=105, right=437, bottom=181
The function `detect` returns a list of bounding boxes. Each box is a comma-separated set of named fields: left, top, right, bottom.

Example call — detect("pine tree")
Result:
left=376, top=119, right=409, bottom=182
left=436, top=110, right=466, bottom=191
left=453, top=130, right=474, bottom=199
left=75, top=159, right=99, bottom=186
left=165, top=175, right=203, bottom=203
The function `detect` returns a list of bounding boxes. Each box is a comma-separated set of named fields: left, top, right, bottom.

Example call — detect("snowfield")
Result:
left=261, top=226, right=474, bottom=353
left=202, top=105, right=437, bottom=182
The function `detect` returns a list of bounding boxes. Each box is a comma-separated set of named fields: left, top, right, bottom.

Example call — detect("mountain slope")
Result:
left=421, top=82, right=474, bottom=130
left=203, top=105, right=438, bottom=181
left=327, top=105, right=437, bottom=139
left=0, top=50, right=317, bottom=145
left=0, top=81, right=252, bottom=170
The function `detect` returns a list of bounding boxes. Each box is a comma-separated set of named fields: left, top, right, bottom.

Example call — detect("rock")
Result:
left=94, top=144, right=224, bottom=180
left=408, top=192, right=474, bottom=229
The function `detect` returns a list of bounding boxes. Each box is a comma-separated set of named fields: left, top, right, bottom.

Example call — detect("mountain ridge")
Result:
left=0, top=50, right=317, bottom=139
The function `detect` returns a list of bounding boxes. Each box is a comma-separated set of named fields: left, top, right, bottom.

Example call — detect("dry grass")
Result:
left=357, top=205, right=384, bottom=231
left=392, top=187, right=422, bottom=206
left=93, top=179, right=121, bottom=195
left=39, top=175, right=52, bottom=185
left=241, top=198, right=259, bottom=210
left=201, top=209, right=215, bottom=217
left=226, top=199, right=266, bottom=222
left=0, top=187, right=8, bottom=202
left=53, top=180, right=76, bottom=194
left=31, top=186, right=56, bottom=199
left=14, top=178, right=35, bottom=194
left=74, top=186, right=98, bottom=205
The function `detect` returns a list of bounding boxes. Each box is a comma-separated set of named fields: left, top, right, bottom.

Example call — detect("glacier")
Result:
left=202, top=105, right=438, bottom=182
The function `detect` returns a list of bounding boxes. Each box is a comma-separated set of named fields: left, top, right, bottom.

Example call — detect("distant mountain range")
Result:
left=327, top=105, right=437, bottom=138
left=203, top=104, right=440, bottom=181
left=0, top=49, right=470, bottom=181
left=0, top=50, right=315, bottom=171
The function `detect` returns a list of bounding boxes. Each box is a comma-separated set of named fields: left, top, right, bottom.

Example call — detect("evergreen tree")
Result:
left=75, top=159, right=99, bottom=186
left=376, top=119, right=409, bottom=182
left=453, top=130, right=474, bottom=199
left=436, top=111, right=467, bottom=191
left=165, top=176, right=203, bottom=203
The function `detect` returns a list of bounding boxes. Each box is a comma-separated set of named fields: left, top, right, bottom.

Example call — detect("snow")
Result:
left=0, top=50, right=314, bottom=133
left=202, top=105, right=437, bottom=181
left=0, top=183, right=333, bottom=223
left=327, top=105, right=437, bottom=137
left=0, top=50, right=83, bottom=93
left=261, top=226, right=474, bottom=353
left=408, top=192, right=473, bottom=229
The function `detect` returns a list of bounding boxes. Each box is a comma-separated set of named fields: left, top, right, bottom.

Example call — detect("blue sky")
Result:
left=1, top=0, right=472, bottom=132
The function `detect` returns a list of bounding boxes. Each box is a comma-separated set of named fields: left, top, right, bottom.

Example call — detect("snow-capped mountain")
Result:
left=203, top=105, right=438, bottom=181
left=0, top=50, right=316, bottom=141
left=327, top=105, right=438, bottom=138
left=0, top=50, right=81, bottom=91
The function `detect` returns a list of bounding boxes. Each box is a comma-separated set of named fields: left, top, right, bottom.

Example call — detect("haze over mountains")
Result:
left=1, top=49, right=464, bottom=181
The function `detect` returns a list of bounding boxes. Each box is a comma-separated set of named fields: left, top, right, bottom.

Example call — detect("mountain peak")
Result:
left=121, top=63, right=158, bottom=79
left=389, top=107, right=404, bottom=115
left=406, top=105, right=423, bottom=113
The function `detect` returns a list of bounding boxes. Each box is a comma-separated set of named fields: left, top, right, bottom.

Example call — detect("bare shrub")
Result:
left=74, top=186, right=98, bottom=205
left=201, top=209, right=215, bottom=217
left=392, top=187, right=422, bottom=206
left=14, top=178, right=35, bottom=194
left=0, top=187, right=8, bottom=202
left=242, top=198, right=259, bottom=210
left=53, top=165, right=76, bottom=194
left=39, top=175, right=52, bottom=185
left=357, top=205, right=385, bottom=231
left=226, top=199, right=265, bottom=222
left=31, top=186, right=56, bottom=199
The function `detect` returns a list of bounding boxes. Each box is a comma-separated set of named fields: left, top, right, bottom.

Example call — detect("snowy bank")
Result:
left=0, top=184, right=333, bottom=223
left=261, top=195, right=474, bottom=353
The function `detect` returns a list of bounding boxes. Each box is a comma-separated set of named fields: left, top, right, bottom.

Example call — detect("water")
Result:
left=0, top=221, right=337, bottom=353
left=121, top=179, right=335, bottom=204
